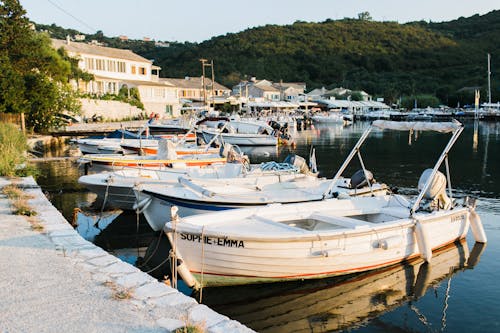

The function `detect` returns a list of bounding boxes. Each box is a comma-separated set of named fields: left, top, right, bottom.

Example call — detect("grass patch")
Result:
left=173, top=326, right=205, bottom=333
left=2, top=184, right=37, bottom=217
left=2, top=184, right=25, bottom=199
left=103, top=281, right=133, bottom=300
left=12, top=199, right=37, bottom=216
left=0, top=122, right=37, bottom=177
left=173, top=316, right=206, bottom=333
left=28, top=216, right=44, bottom=232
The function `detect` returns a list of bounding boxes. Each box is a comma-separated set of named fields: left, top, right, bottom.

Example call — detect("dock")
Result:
left=0, top=176, right=252, bottom=333
left=50, top=120, right=148, bottom=137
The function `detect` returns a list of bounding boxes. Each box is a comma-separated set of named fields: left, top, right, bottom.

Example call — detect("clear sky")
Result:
left=19, top=0, right=500, bottom=42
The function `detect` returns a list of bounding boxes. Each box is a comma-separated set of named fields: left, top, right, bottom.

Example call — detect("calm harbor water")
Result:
left=33, top=120, right=499, bottom=333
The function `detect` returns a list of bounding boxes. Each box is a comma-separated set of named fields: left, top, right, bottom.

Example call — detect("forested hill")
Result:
left=37, top=10, right=500, bottom=105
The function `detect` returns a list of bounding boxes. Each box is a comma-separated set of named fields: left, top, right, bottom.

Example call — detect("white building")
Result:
left=272, top=82, right=306, bottom=102
left=233, top=79, right=280, bottom=101
left=52, top=38, right=181, bottom=117
left=162, top=77, right=231, bottom=103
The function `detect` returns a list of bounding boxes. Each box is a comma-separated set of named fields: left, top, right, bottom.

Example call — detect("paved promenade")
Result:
left=0, top=177, right=252, bottom=333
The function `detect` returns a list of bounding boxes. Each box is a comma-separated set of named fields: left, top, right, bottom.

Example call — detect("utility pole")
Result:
left=200, top=59, right=216, bottom=110
left=211, top=60, right=215, bottom=108
left=199, top=58, right=208, bottom=109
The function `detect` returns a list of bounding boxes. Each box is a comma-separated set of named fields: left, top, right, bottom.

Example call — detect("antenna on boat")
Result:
left=322, top=124, right=374, bottom=199
left=204, top=121, right=229, bottom=151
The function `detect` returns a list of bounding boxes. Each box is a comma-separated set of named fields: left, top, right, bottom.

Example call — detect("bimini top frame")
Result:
left=322, top=120, right=464, bottom=216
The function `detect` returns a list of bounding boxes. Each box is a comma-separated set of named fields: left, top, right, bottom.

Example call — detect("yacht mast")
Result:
left=488, top=53, right=492, bottom=105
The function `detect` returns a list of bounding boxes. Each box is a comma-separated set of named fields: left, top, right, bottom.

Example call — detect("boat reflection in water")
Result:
left=200, top=240, right=485, bottom=333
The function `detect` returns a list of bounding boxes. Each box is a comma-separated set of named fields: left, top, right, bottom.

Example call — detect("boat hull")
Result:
left=201, top=240, right=473, bottom=333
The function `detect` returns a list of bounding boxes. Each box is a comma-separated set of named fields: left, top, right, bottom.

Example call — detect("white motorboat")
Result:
left=161, top=120, right=487, bottom=289
left=79, top=156, right=313, bottom=211
left=119, top=141, right=219, bottom=156
left=77, top=138, right=160, bottom=155
left=201, top=120, right=278, bottom=146
left=78, top=140, right=226, bottom=173
left=311, top=111, right=345, bottom=123
left=135, top=156, right=388, bottom=231
left=74, top=128, right=159, bottom=155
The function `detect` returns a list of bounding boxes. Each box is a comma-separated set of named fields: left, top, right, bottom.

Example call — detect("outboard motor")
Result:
left=283, top=154, right=310, bottom=174
left=268, top=120, right=281, bottom=131
left=157, top=139, right=178, bottom=160
left=219, top=143, right=234, bottom=158
left=221, top=143, right=250, bottom=166
left=418, top=169, right=452, bottom=210
left=350, top=169, right=375, bottom=189
left=217, top=122, right=234, bottom=133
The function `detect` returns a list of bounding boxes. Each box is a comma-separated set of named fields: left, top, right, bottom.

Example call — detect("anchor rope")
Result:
left=199, top=226, right=206, bottom=303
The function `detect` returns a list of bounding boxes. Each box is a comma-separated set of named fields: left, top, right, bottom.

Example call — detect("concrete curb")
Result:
left=2, top=176, right=253, bottom=333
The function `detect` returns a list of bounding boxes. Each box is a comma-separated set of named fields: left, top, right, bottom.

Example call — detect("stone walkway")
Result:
left=0, top=177, right=252, bottom=333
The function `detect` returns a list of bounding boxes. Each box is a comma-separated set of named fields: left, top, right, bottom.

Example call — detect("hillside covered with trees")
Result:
left=36, top=10, right=500, bottom=107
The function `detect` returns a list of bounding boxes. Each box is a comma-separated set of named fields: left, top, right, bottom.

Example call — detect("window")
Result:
left=139, top=67, right=146, bottom=75
left=117, top=61, right=126, bottom=73
left=95, top=59, right=105, bottom=71
left=107, top=60, right=116, bottom=72
left=95, top=81, right=104, bottom=95
left=85, top=58, right=95, bottom=70
left=154, top=88, right=165, bottom=98
left=165, top=105, right=173, bottom=116
left=131, top=66, right=136, bottom=74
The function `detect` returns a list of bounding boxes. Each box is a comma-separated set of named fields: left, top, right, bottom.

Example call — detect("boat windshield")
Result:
left=280, top=218, right=346, bottom=231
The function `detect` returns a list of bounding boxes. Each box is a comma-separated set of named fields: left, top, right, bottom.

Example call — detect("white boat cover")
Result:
left=372, top=120, right=462, bottom=133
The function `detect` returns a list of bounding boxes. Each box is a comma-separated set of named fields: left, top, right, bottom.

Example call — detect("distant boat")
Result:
left=201, top=120, right=278, bottom=146
left=78, top=140, right=226, bottom=172
left=311, top=111, right=345, bottom=123
left=119, top=141, right=218, bottom=156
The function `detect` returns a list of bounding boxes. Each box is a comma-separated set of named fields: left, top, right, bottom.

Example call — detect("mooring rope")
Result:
left=136, top=232, right=164, bottom=268
left=199, top=226, right=206, bottom=303
left=170, top=208, right=179, bottom=290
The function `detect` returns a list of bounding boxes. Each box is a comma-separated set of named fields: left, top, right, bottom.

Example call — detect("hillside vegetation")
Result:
left=37, top=10, right=500, bottom=106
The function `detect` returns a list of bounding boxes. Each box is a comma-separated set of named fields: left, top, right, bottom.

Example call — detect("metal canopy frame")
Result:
left=322, top=121, right=464, bottom=216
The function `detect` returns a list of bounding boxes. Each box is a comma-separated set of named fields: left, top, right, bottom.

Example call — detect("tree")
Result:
left=357, top=12, right=372, bottom=21
left=401, top=94, right=440, bottom=109
left=0, top=0, right=80, bottom=132
left=350, top=91, right=363, bottom=101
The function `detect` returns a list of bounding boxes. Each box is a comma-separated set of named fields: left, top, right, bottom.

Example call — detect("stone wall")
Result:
left=80, top=99, right=146, bottom=121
